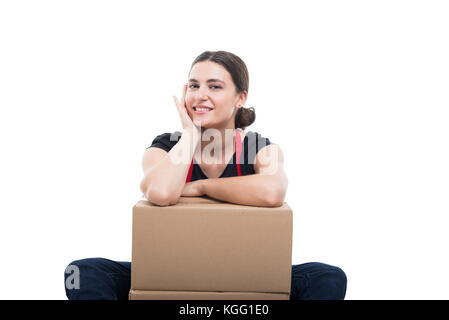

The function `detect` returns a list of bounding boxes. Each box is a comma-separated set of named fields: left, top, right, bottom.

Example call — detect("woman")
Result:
left=64, top=50, right=347, bottom=300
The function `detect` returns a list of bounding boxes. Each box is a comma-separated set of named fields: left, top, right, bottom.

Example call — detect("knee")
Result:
left=64, top=258, right=109, bottom=299
left=322, top=265, right=347, bottom=300
left=64, top=259, right=83, bottom=297
left=64, top=258, right=96, bottom=288
left=293, top=262, right=347, bottom=300
left=65, top=258, right=97, bottom=278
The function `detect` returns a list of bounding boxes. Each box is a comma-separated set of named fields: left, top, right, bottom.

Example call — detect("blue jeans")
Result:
left=64, top=258, right=347, bottom=300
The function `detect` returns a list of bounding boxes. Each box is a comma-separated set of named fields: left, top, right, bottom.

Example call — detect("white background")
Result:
left=0, top=0, right=448, bottom=299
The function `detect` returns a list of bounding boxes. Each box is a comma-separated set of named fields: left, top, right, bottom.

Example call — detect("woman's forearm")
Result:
left=142, top=132, right=199, bottom=205
left=202, top=174, right=284, bottom=207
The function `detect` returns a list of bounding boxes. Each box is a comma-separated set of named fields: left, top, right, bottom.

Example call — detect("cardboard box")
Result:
left=128, top=289, right=289, bottom=300
left=130, top=196, right=293, bottom=300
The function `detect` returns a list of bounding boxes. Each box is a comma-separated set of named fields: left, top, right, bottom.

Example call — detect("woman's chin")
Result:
left=193, top=116, right=213, bottom=126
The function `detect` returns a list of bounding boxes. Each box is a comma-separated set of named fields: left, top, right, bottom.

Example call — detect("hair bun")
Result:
left=235, top=106, right=256, bottom=131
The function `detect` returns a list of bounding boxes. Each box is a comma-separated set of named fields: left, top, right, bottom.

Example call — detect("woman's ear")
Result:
left=236, top=91, right=248, bottom=107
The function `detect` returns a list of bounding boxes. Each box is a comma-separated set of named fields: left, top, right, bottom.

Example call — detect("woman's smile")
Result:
left=193, top=107, right=214, bottom=115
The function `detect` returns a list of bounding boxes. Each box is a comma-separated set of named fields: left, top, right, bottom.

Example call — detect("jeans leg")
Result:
left=64, top=257, right=131, bottom=300
left=290, top=262, right=347, bottom=300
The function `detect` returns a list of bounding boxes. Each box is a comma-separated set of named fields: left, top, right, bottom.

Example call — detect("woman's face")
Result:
left=185, top=61, right=246, bottom=129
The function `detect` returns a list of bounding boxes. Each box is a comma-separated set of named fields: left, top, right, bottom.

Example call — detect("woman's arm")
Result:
left=201, top=144, right=288, bottom=207
left=141, top=131, right=200, bottom=206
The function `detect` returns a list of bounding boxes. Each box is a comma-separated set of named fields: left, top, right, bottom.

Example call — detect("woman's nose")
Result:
left=197, top=87, right=210, bottom=99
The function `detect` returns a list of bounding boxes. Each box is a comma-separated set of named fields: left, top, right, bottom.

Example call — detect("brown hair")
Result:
left=190, top=51, right=256, bottom=131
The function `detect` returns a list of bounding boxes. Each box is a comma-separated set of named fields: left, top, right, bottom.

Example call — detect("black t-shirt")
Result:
left=147, top=130, right=272, bottom=182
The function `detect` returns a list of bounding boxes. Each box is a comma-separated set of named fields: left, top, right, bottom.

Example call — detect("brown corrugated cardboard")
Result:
left=129, top=289, right=289, bottom=300
left=130, top=196, right=293, bottom=299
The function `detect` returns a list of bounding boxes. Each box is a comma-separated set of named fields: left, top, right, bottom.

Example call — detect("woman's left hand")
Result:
left=181, top=180, right=205, bottom=197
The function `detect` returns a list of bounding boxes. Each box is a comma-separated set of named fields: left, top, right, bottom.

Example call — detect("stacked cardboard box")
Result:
left=129, top=196, right=293, bottom=300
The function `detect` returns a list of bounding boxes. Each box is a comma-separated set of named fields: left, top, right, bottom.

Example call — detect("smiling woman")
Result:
left=64, top=50, right=347, bottom=301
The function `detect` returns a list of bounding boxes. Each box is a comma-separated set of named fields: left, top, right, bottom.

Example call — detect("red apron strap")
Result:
left=186, top=158, right=194, bottom=183
left=235, top=129, right=242, bottom=176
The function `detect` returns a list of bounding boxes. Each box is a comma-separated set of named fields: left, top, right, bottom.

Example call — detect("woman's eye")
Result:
left=188, top=84, right=221, bottom=89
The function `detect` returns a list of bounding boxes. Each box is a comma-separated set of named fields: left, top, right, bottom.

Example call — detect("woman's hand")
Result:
left=181, top=180, right=205, bottom=197
left=173, top=84, right=202, bottom=140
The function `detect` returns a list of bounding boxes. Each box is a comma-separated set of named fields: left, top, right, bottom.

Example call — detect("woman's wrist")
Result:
left=200, top=179, right=207, bottom=195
